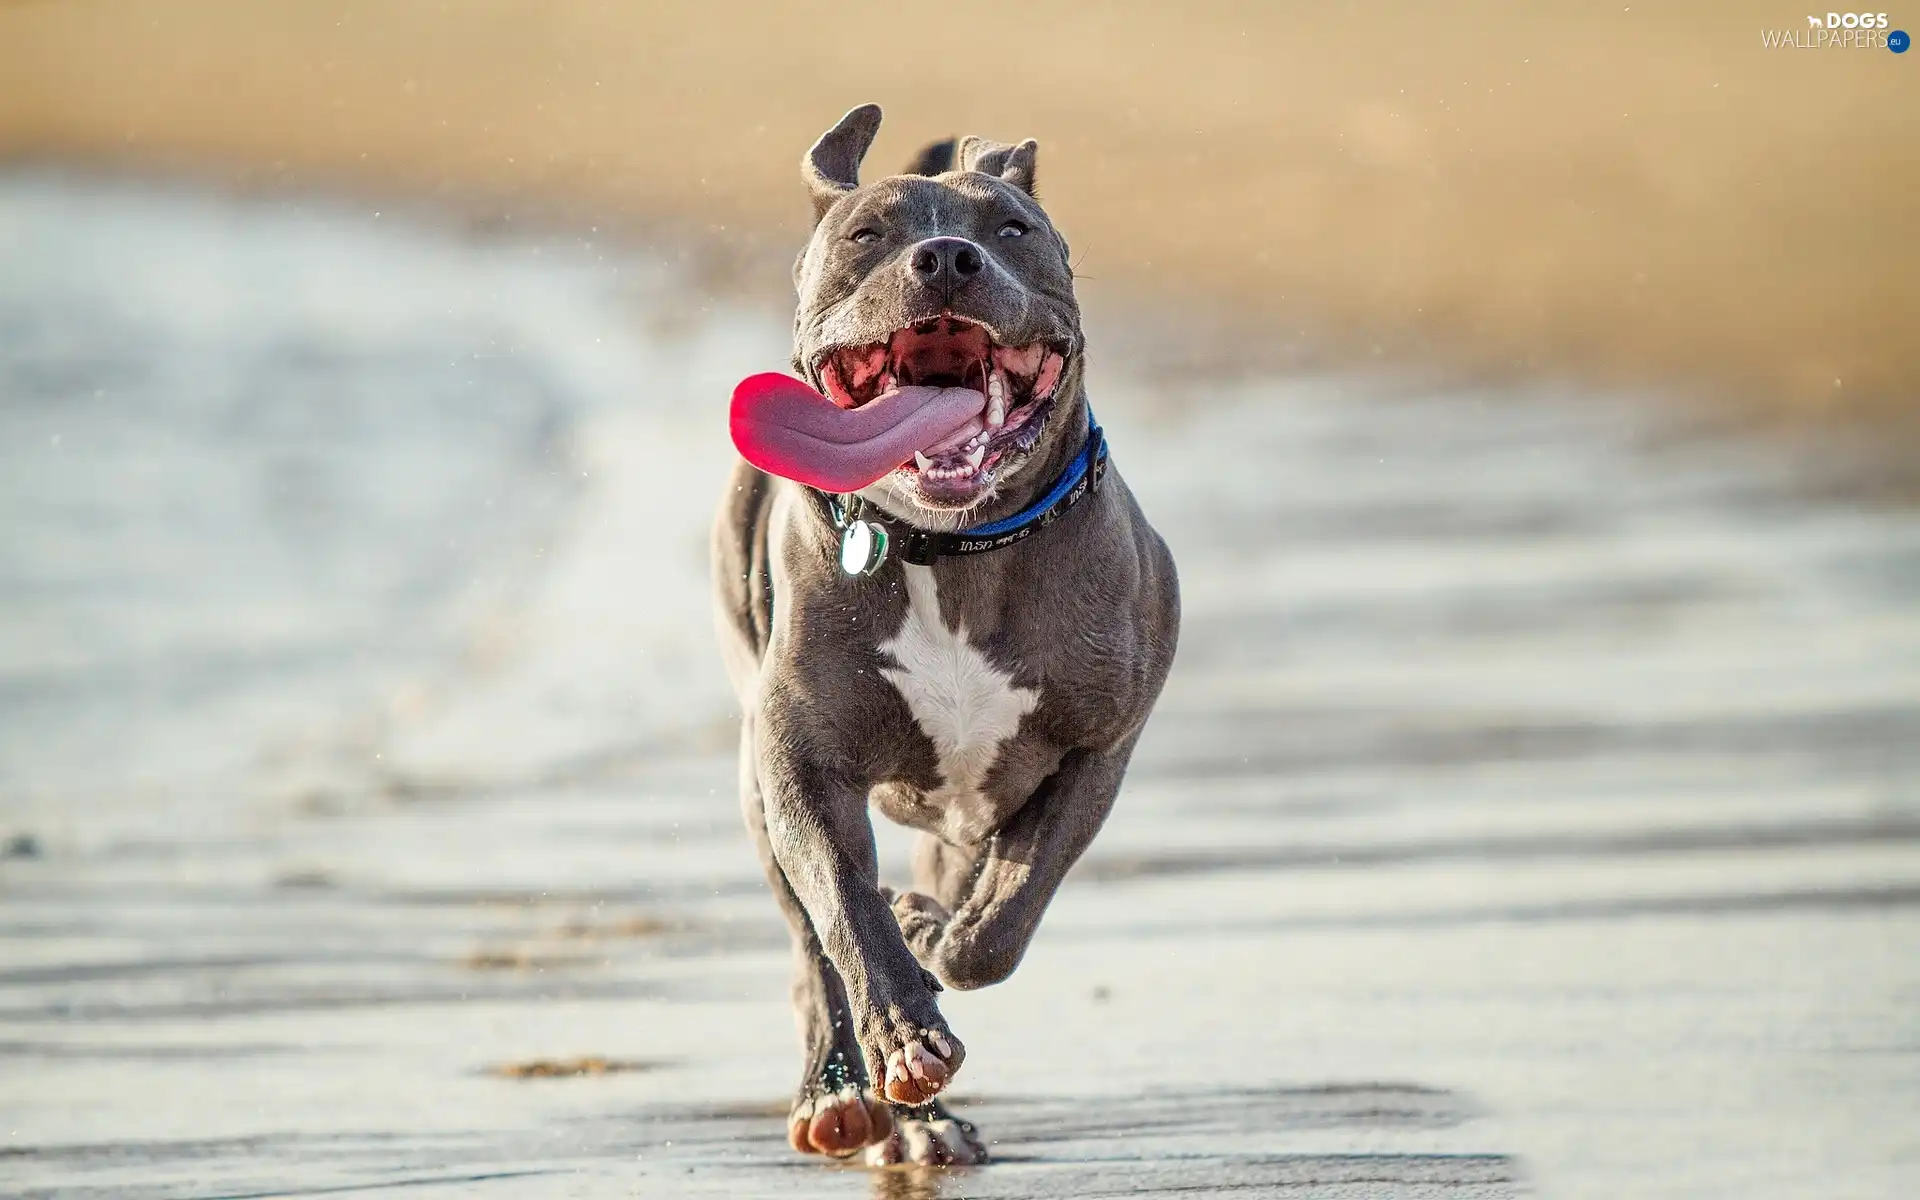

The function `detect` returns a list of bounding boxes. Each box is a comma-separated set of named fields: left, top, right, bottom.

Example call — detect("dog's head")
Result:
left=791, top=104, right=1083, bottom=522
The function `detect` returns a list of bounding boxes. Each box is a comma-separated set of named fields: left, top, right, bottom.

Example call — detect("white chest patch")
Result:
left=880, top=566, right=1039, bottom=833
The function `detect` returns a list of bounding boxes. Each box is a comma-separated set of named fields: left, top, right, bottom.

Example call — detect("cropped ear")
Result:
left=802, top=103, right=883, bottom=223
left=956, top=135, right=1039, bottom=196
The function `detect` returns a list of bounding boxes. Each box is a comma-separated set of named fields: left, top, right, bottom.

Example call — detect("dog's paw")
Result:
left=864, top=1100, right=987, bottom=1167
left=787, top=1086, right=894, bottom=1157
left=877, top=1026, right=963, bottom=1105
left=884, top=889, right=952, bottom=958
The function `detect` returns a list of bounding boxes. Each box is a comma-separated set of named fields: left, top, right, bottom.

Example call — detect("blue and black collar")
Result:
left=825, top=417, right=1108, bottom=575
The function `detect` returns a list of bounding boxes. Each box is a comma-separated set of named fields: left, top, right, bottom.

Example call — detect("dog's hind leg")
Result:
left=860, top=739, right=1140, bottom=1168
left=895, top=736, right=1140, bottom=992
left=865, top=1097, right=988, bottom=1167
left=737, top=718, right=894, bottom=1158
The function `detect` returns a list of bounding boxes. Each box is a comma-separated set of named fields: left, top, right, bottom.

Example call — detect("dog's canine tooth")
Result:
left=966, top=445, right=986, bottom=470
left=914, top=451, right=933, bottom=472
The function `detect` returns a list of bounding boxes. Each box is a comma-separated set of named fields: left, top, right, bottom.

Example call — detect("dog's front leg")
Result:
left=757, top=714, right=966, bottom=1105
left=896, top=735, right=1139, bottom=992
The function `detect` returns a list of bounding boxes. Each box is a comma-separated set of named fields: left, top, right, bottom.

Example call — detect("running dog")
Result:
left=712, top=103, right=1179, bottom=1166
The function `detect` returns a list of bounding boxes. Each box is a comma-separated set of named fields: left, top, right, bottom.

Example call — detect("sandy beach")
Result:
left=3, top=4, right=1918, bottom=1194
left=3, top=1, right=1917, bottom=429
left=2, top=175, right=1917, bottom=1198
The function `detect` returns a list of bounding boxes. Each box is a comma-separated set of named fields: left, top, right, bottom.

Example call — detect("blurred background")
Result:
left=1, top=4, right=1916, bottom=1199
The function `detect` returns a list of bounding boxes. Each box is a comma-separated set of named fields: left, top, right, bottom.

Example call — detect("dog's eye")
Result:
left=849, top=228, right=881, bottom=245
left=998, top=221, right=1029, bottom=238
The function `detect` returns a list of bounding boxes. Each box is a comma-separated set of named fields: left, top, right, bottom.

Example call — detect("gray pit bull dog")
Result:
left=711, top=103, right=1179, bottom=1167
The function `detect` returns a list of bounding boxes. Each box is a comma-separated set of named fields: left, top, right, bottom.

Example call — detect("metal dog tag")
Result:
left=839, top=519, right=888, bottom=576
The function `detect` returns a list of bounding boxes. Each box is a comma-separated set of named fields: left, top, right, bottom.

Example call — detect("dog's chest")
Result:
left=877, top=566, right=1039, bottom=842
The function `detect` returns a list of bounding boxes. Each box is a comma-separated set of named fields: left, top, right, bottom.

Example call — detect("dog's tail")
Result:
left=905, top=137, right=958, bottom=177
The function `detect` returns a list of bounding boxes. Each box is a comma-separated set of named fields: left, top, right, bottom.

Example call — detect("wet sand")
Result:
left=3, top=1, right=1917, bottom=427
left=2, top=177, right=1919, bottom=1198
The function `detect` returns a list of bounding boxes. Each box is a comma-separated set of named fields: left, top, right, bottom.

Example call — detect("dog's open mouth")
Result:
left=818, top=318, right=1065, bottom=503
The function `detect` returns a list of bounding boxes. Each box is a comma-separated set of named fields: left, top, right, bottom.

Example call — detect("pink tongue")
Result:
left=730, top=372, right=986, bottom=492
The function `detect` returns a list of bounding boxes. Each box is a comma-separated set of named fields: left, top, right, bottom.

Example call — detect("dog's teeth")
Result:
left=966, top=445, right=986, bottom=470
left=987, top=372, right=1008, bottom=427
left=914, top=451, right=932, bottom=472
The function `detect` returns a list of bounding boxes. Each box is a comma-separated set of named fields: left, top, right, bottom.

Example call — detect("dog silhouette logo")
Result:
left=1806, top=14, right=1823, bottom=26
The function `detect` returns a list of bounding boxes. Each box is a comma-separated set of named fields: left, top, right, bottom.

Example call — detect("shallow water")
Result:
left=1, top=176, right=1916, bottom=1199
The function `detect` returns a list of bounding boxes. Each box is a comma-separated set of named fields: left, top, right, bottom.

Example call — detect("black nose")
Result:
left=908, top=237, right=984, bottom=290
